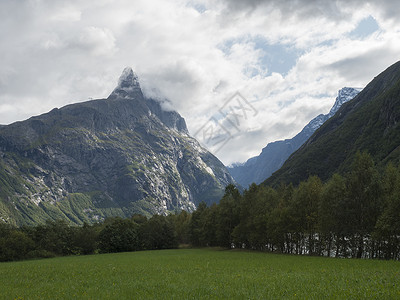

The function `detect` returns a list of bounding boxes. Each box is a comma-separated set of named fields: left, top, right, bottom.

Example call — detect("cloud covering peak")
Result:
left=108, top=67, right=142, bottom=100
left=118, top=67, right=139, bottom=89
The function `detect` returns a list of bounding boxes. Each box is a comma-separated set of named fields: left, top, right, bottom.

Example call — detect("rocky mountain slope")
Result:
left=0, top=68, right=235, bottom=225
left=265, top=60, right=400, bottom=186
left=228, top=87, right=361, bottom=187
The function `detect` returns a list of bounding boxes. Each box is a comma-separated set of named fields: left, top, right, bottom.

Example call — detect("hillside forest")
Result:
left=1, top=151, right=400, bottom=262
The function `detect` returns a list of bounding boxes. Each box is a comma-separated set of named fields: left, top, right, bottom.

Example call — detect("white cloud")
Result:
left=74, top=26, right=118, bottom=56
left=49, top=5, right=82, bottom=22
left=0, top=0, right=399, bottom=165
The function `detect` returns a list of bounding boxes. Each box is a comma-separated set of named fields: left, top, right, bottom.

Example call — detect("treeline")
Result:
left=0, top=213, right=190, bottom=262
left=190, top=152, right=400, bottom=260
left=1, top=152, right=400, bottom=262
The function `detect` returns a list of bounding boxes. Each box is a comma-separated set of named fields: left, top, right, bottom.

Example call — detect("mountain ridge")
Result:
left=228, top=87, right=361, bottom=187
left=264, top=60, right=400, bottom=186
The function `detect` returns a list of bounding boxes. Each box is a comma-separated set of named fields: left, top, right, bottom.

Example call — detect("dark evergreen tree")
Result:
left=98, top=217, right=140, bottom=253
left=170, top=210, right=191, bottom=245
left=189, top=202, right=209, bottom=247
left=140, top=215, right=177, bottom=250
left=214, top=184, right=241, bottom=248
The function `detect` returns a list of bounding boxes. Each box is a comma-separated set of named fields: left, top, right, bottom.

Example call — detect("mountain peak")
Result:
left=328, top=87, right=362, bottom=117
left=108, top=67, right=143, bottom=100
left=118, top=67, right=139, bottom=89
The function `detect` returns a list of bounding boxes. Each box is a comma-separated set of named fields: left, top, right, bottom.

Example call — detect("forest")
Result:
left=190, top=152, right=400, bottom=260
left=1, top=152, right=399, bottom=262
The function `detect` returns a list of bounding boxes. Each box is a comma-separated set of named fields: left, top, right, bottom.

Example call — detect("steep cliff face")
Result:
left=0, top=68, right=235, bottom=225
left=228, top=87, right=361, bottom=187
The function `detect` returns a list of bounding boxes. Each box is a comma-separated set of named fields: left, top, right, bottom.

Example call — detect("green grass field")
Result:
left=1, top=248, right=399, bottom=299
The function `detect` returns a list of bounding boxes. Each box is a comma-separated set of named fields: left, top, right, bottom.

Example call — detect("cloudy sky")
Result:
left=1, top=0, right=399, bottom=165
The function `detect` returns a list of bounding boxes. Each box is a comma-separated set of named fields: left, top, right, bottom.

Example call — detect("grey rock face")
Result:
left=0, top=68, right=235, bottom=225
left=228, top=87, right=361, bottom=187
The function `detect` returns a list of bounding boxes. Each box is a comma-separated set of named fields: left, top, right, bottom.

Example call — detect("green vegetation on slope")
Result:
left=1, top=249, right=399, bottom=299
left=266, top=61, right=400, bottom=186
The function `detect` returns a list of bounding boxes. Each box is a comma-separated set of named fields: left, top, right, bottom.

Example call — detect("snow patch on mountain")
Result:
left=328, top=87, right=363, bottom=117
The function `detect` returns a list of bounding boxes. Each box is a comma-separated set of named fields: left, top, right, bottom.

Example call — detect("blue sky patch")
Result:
left=219, top=36, right=302, bottom=77
left=187, top=1, right=207, bottom=13
left=349, top=15, right=380, bottom=39
left=254, top=37, right=302, bottom=76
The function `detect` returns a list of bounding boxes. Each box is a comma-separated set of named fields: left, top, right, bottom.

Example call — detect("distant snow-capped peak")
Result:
left=298, top=87, right=361, bottom=136
left=328, top=87, right=362, bottom=117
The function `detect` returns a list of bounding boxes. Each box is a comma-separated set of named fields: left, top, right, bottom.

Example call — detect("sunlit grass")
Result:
left=1, top=248, right=399, bottom=299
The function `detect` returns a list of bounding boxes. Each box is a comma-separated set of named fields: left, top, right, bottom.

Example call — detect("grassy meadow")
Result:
left=1, top=248, right=399, bottom=299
